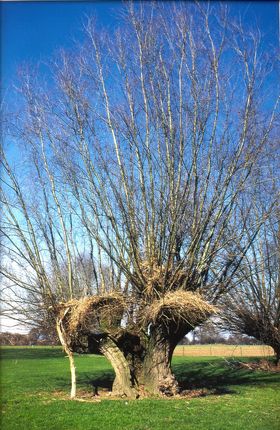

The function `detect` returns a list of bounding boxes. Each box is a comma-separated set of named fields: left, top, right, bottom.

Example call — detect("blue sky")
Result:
left=1, top=1, right=279, bottom=92
left=1, top=1, right=124, bottom=89
left=0, top=1, right=278, bottom=333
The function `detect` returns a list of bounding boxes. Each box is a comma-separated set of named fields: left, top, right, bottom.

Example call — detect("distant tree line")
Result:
left=179, top=320, right=264, bottom=345
left=0, top=327, right=258, bottom=347
left=0, top=328, right=59, bottom=346
left=179, top=334, right=261, bottom=346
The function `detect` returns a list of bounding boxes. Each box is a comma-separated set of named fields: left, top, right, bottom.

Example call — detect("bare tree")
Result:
left=1, top=3, right=279, bottom=397
left=220, top=205, right=280, bottom=365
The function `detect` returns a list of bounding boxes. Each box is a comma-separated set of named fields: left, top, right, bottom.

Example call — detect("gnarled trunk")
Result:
left=99, top=324, right=188, bottom=397
left=99, top=337, right=138, bottom=398
left=138, top=336, right=178, bottom=396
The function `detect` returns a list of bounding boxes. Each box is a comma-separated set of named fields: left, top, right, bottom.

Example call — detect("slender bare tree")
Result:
left=1, top=3, right=279, bottom=397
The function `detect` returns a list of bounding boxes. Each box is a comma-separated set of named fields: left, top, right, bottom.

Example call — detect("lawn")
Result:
left=1, top=346, right=280, bottom=430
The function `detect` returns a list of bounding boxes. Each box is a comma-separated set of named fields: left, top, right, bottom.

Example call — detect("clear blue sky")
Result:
left=1, top=1, right=124, bottom=89
left=1, top=1, right=279, bottom=94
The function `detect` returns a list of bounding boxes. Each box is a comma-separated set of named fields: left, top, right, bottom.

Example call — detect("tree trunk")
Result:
left=136, top=330, right=178, bottom=396
left=56, top=314, right=77, bottom=399
left=99, top=326, right=181, bottom=397
left=272, top=344, right=280, bottom=367
left=99, top=337, right=138, bottom=398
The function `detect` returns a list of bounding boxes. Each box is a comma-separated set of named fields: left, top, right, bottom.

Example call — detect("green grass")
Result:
left=1, top=347, right=280, bottom=430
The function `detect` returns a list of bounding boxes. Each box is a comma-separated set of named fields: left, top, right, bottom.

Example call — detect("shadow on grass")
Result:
left=172, top=358, right=280, bottom=392
left=52, top=370, right=115, bottom=395
left=71, top=358, right=280, bottom=396
left=78, top=372, right=115, bottom=395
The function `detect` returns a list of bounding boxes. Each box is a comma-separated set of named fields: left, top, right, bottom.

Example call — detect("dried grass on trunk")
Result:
left=147, top=290, right=217, bottom=327
left=57, top=293, right=126, bottom=337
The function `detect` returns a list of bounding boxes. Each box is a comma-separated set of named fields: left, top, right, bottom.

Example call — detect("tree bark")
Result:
left=272, top=344, right=280, bottom=367
left=56, top=313, right=77, bottom=399
left=99, top=337, right=138, bottom=398
left=136, top=329, right=178, bottom=396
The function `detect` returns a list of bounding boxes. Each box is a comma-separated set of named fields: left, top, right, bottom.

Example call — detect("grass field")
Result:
left=1, top=346, right=280, bottom=430
left=174, top=344, right=274, bottom=357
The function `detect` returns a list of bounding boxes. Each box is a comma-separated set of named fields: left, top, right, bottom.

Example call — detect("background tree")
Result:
left=1, top=3, right=279, bottom=397
left=220, top=209, right=280, bottom=365
left=192, top=320, right=227, bottom=345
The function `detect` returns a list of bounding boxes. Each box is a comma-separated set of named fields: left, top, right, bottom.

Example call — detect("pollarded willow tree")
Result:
left=220, top=190, right=280, bottom=365
left=1, top=3, right=279, bottom=397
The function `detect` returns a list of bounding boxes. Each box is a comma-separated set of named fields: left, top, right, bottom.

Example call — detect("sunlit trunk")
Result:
left=138, top=334, right=178, bottom=396
left=99, top=337, right=138, bottom=398
left=56, top=317, right=77, bottom=399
